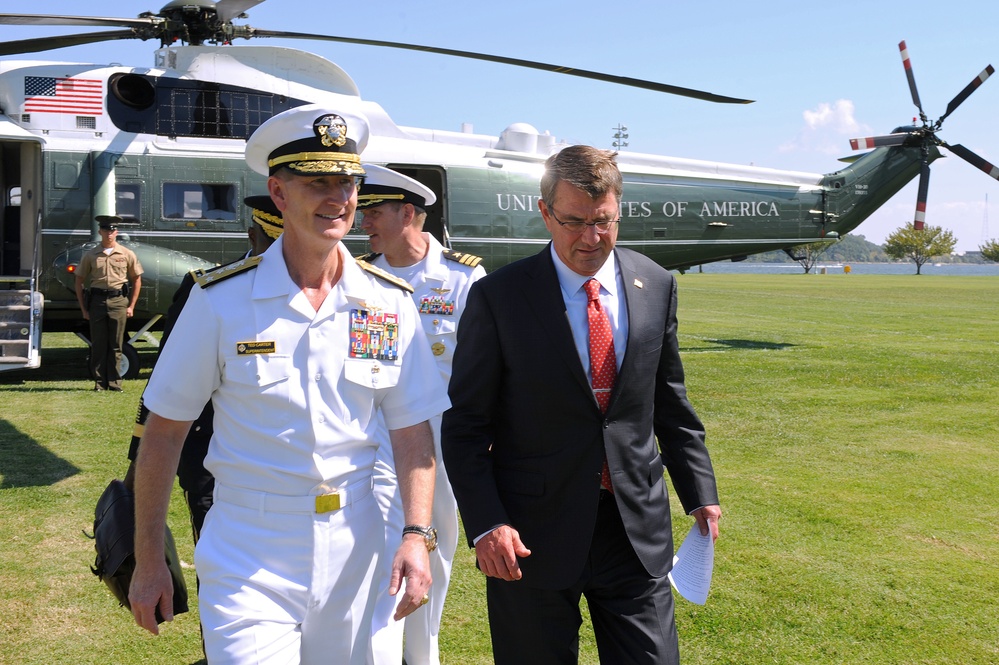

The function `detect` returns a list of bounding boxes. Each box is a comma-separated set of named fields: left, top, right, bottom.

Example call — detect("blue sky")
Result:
left=4, top=0, right=998, bottom=251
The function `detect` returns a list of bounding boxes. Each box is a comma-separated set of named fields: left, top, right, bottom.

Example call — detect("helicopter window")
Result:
left=115, top=184, right=141, bottom=222
left=163, top=183, right=238, bottom=221
left=160, top=88, right=284, bottom=139
left=107, top=74, right=307, bottom=140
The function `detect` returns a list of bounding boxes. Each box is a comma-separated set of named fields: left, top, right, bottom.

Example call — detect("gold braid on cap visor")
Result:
left=252, top=210, right=284, bottom=239
left=268, top=151, right=365, bottom=175
left=357, top=193, right=406, bottom=207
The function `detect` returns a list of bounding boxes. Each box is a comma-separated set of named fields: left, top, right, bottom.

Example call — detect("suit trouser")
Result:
left=88, top=294, right=127, bottom=389
left=369, top=416, right=458, bottom=665
left=486, top=491, right=679, bottom=665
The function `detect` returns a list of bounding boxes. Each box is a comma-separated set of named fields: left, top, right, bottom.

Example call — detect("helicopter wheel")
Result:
left=88, top=343, right=140, bottom=381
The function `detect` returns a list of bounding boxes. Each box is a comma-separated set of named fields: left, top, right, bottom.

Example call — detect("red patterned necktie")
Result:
left=585, top=278, right=616, bottom=492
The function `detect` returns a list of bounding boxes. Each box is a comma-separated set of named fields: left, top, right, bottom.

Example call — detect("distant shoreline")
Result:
left=689, top=262, right=999, bottom=275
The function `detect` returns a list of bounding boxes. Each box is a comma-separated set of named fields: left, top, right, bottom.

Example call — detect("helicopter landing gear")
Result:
left=76, top=331, right=142, bottom=381
left=83, top=341, right=140, bottom=381
left=76, top=314, right=161, bottom=381
left=87, top=342, right=139, bottom=379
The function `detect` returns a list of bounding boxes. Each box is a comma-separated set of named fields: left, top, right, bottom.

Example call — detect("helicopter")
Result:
left=0, top=1, right=997, bottom=377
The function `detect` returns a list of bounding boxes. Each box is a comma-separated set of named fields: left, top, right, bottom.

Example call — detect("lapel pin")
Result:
left=634, top=279, right=644, bottom=289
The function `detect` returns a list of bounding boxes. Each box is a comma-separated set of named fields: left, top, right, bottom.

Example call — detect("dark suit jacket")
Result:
left=441, top=245, right=719, bottom=590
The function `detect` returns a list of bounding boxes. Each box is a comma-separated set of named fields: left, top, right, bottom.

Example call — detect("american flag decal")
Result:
left=24, top=76, right=103, bottom=115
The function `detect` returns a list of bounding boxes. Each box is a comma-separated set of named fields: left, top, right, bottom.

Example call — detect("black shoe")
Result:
left=108, top=386, right=124, bottom=392
left=93, top=384, right=106, bottom=392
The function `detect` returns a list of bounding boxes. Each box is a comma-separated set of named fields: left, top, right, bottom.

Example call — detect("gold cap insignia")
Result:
left=314, top=114, right=348, bottom=148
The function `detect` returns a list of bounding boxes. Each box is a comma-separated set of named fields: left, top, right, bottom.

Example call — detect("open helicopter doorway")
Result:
left=384, top=164, right=449, bottom=246
left=1, top=138, right=42, bottom=278
left=0, top=125, right=44, bottom=372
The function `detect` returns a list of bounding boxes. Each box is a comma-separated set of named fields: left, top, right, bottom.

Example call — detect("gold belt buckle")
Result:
left=315, top=493, right=341, bottom=514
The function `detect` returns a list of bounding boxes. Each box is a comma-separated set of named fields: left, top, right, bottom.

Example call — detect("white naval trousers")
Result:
left=196, top=479, right=381, bottom=665
left=368, top=416, right=459, bottom=665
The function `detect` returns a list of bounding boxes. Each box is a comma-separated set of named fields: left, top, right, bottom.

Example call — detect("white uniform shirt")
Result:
left=370, top=233, right=486, bottom=385
left=143, top=238, right=450, bottom=496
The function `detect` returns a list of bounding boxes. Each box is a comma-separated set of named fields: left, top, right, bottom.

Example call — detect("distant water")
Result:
left=690, top=262, right=999, bottom=276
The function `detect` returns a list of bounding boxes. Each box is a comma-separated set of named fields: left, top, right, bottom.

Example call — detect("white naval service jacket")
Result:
left=370, top=232, right=487, bottom=385
left=142, top=238, right=450, bottom=497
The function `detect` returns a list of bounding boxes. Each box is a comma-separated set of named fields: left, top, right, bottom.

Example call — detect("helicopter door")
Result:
left=0, top=121, right=44, bottom=372
left=0, top=118, right=43, bottom=277
left=385, top=165, right=448, bottom=245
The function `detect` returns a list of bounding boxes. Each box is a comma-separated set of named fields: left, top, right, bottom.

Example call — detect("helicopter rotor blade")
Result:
left=0, top=13, right=154, bottom=29
left=913, top=157, right=930, bottom=231
left=937, top=65, right=995, bottom=127
left=245, top=29, right=754, bottom=104
left=0, top=30, right=141, bottom=57
left=849, top=134, right=909, bottom=151
left=946, top=143, right=999, bottom=182
left=898, top=40, right=925, bottom=120
left=215, top=0, right=267, bottom=24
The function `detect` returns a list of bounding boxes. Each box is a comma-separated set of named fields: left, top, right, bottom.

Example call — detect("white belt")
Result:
left=215, top=477, right=373, bottom=514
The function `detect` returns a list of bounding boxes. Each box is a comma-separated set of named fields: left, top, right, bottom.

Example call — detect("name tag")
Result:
left=236, top=341, right=276, bottom=355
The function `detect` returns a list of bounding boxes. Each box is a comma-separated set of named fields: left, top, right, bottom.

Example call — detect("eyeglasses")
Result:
left=547, top=206, right=620, bottom=234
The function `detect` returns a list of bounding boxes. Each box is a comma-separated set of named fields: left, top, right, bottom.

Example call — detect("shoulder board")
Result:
left=441, top=248, right=484, bottom=268
left=193, top=256, right=262, bottom=288
left=187, top=261, right=227, bottom=281
left=355, top=251, right=381, bottom=262
left=355, top=259, right=415, bottom=293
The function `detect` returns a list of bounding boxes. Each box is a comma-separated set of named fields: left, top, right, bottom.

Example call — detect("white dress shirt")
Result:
left=549, top=245, right=628, bottom=378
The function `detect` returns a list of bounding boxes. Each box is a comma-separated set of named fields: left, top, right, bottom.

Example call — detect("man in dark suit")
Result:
left=441, top=145, right=721, bottom=664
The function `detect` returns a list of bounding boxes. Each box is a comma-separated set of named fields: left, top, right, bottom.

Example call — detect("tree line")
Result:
left=749, top=226, right=999, bottom=275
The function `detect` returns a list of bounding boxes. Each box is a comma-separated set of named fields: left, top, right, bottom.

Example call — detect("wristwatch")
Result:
left=402, top=524, right=438, bottom=552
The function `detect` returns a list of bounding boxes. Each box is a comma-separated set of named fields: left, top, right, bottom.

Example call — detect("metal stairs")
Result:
left=0, top=275, right=42, bottom=371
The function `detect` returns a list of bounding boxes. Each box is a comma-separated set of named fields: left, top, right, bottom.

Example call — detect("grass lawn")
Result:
left=1, top=273, right=997, bottom=664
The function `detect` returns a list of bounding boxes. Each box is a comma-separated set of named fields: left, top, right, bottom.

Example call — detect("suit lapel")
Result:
left=522, top=246, right=593, bottom=395
left=615, top=249, right=650, bottom=387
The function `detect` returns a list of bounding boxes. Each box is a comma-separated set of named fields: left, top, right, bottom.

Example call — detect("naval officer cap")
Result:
left=357, top=164, right=437, bottom=210
left=96, top=215, right=122, bottom=230
left=243, top=195, right=284, bottom=240
left=245, top=103, right=369, bottom=177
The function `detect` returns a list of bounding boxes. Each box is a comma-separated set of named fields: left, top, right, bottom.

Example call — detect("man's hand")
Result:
left=388, top=534, right=433, bottom=620
left=474, top=525, right=531, bottom=581
left=128, top=558, right=175, bottom=634
left=126, top=306, right=135, bottom=318
left=691, top=504, right=722, bottom=542
left=128, top=412, right=191, bottom=635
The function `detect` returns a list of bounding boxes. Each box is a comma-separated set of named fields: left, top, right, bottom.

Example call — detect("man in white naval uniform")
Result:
left=357, top=165, right=486, bottom=665
left=128, top=106, right=449, bottom=665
